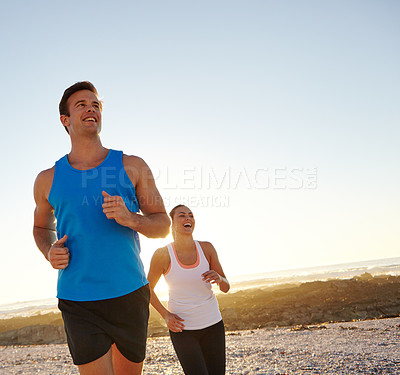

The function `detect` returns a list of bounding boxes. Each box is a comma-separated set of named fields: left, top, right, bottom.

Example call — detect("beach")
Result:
left=1, top=274, right=399, bottom=373
left=1, top=317, right=399, bottom=374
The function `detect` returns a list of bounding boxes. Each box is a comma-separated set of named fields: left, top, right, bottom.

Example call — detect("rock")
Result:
left=354, top=272, right=373, bottom=281
left=2, top=275, right=399, bottom=345
left=217, top=275, right=400, bottom=331
left=221, top=307, right=238, bottom=321
left=0, top=325, right=66, bottom=345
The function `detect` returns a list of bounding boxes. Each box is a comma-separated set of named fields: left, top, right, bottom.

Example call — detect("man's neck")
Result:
left=68, top=137, right=109, bottom=169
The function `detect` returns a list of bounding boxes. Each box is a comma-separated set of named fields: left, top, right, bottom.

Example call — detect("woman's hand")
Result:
left=202, top=270, right=222, bottom=285
left=165, top=312, right=185, bottom=332
left=202, top=269, right=230, bottom=293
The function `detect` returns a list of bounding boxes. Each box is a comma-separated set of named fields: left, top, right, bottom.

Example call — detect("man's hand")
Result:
left=48, top=235, right=69, bottom=269
left=165, top=312, right=185, bottom=332
left=102, top=191, right=137, bottom=227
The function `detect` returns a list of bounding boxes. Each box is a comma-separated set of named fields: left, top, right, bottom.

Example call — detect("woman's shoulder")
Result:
left=197, top=241, right=215, bottom=251
left=151, top=245, right=171, bottom=269
left=197, top=241, right=217, bottom=261
left=153, top=245, right=170, bottom=258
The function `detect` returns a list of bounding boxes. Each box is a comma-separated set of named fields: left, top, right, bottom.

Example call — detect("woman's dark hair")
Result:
left=169, top=205, right=188, bottom=221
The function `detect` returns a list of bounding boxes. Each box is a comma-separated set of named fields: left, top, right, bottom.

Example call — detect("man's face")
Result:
left=61, top=90, right=102, bottom=136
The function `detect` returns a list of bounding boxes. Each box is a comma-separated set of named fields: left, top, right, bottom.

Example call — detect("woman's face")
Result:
left=172, top=206, right=195, bottom=236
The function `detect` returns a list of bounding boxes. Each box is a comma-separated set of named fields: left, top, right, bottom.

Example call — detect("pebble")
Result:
left=0, top=317, right=399, bottom=374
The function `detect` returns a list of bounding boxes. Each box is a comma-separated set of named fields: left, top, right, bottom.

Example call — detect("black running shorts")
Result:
left=58, top=284, right=150, bottom=365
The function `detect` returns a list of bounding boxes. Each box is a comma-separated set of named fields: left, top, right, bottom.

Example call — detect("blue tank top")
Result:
left=48, top=149, right=148, bottom=301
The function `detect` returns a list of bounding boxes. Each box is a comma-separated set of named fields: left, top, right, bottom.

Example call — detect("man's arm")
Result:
left=102, top=155, right=170, bottom=238
left=33, top=168, right=70, bottom=269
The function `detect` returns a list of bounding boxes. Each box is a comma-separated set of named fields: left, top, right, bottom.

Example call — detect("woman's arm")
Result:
left=147, top=248, right=185, bottom=332
left=201, top=242, right=230, bottom=293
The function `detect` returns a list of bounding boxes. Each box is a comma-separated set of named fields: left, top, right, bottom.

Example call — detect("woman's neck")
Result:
left=173, top=235, right=195, bottom=253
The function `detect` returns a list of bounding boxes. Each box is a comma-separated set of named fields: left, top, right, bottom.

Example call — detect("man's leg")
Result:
left=78, top=347, right=114, bottom=375
left=59, top=299, right=115, bottom=371
left=112, top=343, right=144, bottom=375
left=78, top=344, right=144, bottom=375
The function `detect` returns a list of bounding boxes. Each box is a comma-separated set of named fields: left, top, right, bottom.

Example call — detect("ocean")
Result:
left=228, top=256, right=400, bottom=292
left=1, top=256, right=399, bottom=319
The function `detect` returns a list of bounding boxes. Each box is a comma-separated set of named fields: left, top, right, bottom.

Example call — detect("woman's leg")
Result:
left=170, top=330, right=208, bottom=375
left=199, top=321, right=226, bottom=375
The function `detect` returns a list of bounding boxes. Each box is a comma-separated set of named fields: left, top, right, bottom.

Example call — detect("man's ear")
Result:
left=60, top=114, right=69, bottom=127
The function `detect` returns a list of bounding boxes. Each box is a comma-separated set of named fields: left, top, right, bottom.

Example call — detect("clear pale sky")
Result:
left=0, top=0, right=399, bottom=305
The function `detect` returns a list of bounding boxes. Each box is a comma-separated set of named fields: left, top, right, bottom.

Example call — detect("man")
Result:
left=33, top=81, right=170, bottom=375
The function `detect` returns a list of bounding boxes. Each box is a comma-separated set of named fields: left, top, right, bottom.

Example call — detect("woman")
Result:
left=147, top=204, right=230, bottom=374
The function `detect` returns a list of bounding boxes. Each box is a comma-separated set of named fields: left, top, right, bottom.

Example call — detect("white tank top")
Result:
left=164, top=241, right=222, bottom=330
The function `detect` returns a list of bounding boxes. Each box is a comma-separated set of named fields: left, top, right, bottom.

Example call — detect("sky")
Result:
left=0, top=0, right=399, bottom=306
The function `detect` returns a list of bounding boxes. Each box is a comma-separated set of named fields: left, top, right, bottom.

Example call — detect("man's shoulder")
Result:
left=122, top=154, right=148, bottom=169
left=122, top=154, right=152, bottom=185
left=35, top=166, right=55, bottom=184
left=34, top=166, right=55, bottom=199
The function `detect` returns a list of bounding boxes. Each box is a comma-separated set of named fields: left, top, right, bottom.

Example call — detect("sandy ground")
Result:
left=0, top=317, right=399, bottom=374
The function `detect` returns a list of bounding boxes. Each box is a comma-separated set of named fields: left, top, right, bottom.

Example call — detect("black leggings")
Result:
left=169, top=320, right=226, bottom=375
